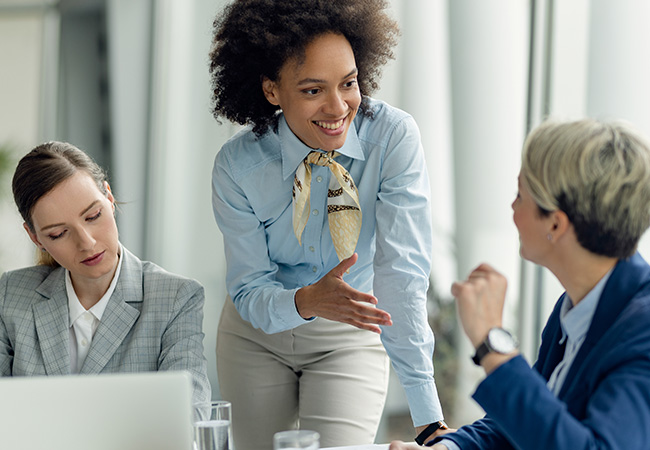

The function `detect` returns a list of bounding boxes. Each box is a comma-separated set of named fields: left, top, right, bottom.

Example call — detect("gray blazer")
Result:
left=0, top=247, right=211, bottom=405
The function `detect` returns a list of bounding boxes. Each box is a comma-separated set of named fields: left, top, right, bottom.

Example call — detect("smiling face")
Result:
left=512, top=173, right=554, bottom=265
left=262, top=33, right=362, bottom=152
left=25, top=171, right=120, bottom=293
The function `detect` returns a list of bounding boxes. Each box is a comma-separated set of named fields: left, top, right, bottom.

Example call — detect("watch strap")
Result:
left=472, top=341, right=491, bottom=366
left=415, top=421, right=448, bottom=445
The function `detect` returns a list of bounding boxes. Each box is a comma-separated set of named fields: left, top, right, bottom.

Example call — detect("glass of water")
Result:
left=193, top=401, right=232, bottom=450
left=273, top=430, right=319, bottom=450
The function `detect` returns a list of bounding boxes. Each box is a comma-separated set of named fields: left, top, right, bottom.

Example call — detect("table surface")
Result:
left=322, top=445, right=389, bottom=450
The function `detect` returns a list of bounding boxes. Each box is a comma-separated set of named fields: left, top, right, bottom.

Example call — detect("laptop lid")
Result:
left=0, top=371, right=193, bottom=450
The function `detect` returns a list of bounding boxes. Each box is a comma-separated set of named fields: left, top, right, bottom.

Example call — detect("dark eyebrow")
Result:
left=80, top=200, right=100, bottom=216
left=296, top=68, right=358, bottom=87
left=40, top=200, right=101, bottom=232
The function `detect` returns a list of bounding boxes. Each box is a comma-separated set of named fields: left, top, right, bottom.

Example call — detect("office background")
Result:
left=1, top=0, right=650, bottom=442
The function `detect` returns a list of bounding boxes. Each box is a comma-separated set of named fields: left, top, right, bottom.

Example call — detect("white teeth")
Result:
left=315, top=119, right=344, bottom=130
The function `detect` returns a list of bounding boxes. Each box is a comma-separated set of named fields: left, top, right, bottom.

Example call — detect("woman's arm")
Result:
left=157, top=279, right=211, bottom=405
left=449, top=263, right=650, bottom=450
left=371, top=112, right=442, bottom=427
left=0, top=273, right=13, bottom=376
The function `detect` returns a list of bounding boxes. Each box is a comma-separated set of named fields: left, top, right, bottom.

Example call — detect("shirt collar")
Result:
left=66, top=244, right=124, bottom=326
left=558, top=267, right=613, bottom=345
left=279, top=114, right=365, bottom=180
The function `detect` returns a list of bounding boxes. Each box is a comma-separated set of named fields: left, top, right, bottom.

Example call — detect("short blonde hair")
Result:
left=521, top=119, right=650, bottom=258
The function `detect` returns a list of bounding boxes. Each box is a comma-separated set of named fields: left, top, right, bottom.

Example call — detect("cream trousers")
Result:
left=216, top=297, right=390, bottom=450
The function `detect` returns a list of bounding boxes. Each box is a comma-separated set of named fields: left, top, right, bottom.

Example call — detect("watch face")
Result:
left=488, top=328, right=517, bottom=353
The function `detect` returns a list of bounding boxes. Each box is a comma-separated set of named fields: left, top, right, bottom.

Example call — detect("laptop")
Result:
left=0, top=371, right=194, bottom=450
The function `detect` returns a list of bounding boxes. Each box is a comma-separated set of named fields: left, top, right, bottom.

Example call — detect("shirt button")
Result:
left=309, top=246, right=315, bottom=252
left=83, top=312, right=93, bottom=322
left=81, top=338, right=88, bottom=347
left=312, top=266, right=318, bottom=273
left=312, top=209, right=319, bottom=216
left=316, top=176, right=323, bottom=183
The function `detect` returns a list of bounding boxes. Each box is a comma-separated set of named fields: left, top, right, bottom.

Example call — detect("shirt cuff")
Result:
left=404, top=380, right=444, bottom=426
left=270, top=288, right=314, bottom=330
left=431, top=439, right=461, bottom=450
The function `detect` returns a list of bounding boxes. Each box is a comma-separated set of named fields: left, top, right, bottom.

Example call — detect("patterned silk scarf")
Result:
left=292, top=151, right=362, bottom=261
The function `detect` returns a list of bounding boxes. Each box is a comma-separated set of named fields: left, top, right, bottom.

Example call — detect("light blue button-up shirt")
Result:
left=546, top=268, right=611, bottom=395
left=211, top=97, right=442, bottom=425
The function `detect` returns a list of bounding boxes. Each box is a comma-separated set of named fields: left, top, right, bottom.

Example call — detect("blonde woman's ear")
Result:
left=550, top=209, right=571, bottom=237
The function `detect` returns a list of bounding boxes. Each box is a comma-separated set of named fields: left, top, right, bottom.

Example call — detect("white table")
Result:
left=322, top=445, right=389, bottom=450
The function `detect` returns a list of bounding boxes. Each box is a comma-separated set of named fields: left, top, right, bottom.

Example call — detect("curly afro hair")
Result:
left=209, top=0, right=399, bottom=136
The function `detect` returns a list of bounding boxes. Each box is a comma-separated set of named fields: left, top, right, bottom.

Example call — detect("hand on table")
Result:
left=295, top=253, right=392, bottom=334
left=389, top=441, right=448, bottom=450
left=412, top=424, right=456, bottom=447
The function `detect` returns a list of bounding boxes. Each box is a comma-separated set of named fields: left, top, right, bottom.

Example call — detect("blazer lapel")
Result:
left=534, top=293, right=567, bottom=380
left=80, top=248, right=142, bottom=374
left=558, top=252, right=650, bottom=399
left=33, top=269, right=71, bottom=375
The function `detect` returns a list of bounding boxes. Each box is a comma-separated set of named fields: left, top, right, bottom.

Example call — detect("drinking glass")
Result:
left=273, top=430, right=320, bottom=450
left=193, top=401, right=232, bottom=450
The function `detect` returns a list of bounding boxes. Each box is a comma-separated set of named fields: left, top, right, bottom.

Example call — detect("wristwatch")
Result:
left=414, top=420, right=449, bottom=445
left=472, top=327, right=517, bottom=366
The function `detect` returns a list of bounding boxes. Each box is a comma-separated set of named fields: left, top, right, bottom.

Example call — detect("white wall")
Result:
left=0, top=10, right=47, bottom=272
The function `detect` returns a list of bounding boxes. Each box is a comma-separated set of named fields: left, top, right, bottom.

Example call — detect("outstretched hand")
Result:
left=295, top=253, right=392, bottom=333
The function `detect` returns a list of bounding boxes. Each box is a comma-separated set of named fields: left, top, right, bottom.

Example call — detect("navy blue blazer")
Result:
left=437, top=252, right=650, bottom=450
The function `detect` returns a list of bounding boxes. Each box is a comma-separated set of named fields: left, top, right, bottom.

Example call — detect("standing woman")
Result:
left=1, top=142, right=211, bottom=405
left=209, top=0, right=445, bottom=448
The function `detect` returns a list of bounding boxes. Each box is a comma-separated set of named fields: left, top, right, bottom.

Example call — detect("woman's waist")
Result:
left=219, top=297, right=382, bottom=355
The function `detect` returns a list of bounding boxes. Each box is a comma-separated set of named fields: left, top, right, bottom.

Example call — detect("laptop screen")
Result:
left=0, top=371, right=193, bottom=450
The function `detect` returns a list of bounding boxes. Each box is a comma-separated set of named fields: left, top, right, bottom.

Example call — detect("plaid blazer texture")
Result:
left=0, top=247, right=211, bottom=405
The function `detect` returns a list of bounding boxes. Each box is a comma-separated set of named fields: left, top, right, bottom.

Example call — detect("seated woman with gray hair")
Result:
left=391, top=118, right=650, bottom=450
